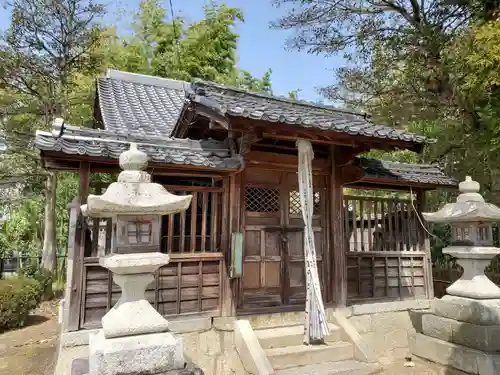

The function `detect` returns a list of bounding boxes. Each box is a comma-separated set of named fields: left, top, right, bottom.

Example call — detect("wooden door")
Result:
left=241, top=176, right=284, bottom=307
left=284, top=187, right=325, bottom=305
left=240, top=169, right=327, bottom=310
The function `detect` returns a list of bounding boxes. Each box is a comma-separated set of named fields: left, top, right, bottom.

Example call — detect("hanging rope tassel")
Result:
left=296, top=139, right=330, bottom=344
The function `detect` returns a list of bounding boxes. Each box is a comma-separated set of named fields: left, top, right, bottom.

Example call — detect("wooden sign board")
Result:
left=230, top=232, right=243, bottom=278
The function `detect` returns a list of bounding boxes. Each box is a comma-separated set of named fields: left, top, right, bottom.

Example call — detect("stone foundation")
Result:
left=57, top=300, right=433, bottom=375
left=340, top=299, right=431, bottom=365
left=409, top=297, right=500, bottom=374
left=57, top=317, right=249, bottom=375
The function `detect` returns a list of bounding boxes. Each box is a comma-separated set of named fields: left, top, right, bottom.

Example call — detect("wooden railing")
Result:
left=162, top=186, right=226, bottom=253
left=344, top=195, right=431, bottom=303
left=343, top=195, right=422, bottom=252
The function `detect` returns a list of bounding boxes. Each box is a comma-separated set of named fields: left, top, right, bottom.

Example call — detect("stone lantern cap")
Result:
left=422, top=176, right=500, bottom=223
left=81, top=143, right=192, bottom=217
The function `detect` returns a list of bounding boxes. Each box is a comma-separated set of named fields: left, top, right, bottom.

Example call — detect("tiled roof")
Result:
left=187, top=80, right=428, bottom=145
left=33, top=121, right=242, bottom=170
left=32, top=121, right=454, bottom=187
left=95, top=70, right=428, bottom=146
left=357, top=158, right=457, bottom=187
left=96, top=70, right=188, bottom=137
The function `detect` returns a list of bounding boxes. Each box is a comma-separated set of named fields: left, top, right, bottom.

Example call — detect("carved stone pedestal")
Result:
left=83, top=252, right=194, bottom=375
left=89, top=330, right=184, bottom=375
left=442, top=247, right=500, bottom=300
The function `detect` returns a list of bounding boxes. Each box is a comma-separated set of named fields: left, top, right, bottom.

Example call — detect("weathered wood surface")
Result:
left=346, top=251, right=428, bottom=302
left=239, top=168, right=327, bottom=311
left=81, top=253, right=223, bottom=328
left=344, top=195, right=421, bottom=253
left=331, top=146, right=347, bottom=307
left=68, top=161, right=89, bottom=332
left=78, top=182, right=228, bottom=328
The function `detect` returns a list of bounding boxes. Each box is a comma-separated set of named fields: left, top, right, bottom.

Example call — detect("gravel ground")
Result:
left=0, top=300, right=60, bottom=375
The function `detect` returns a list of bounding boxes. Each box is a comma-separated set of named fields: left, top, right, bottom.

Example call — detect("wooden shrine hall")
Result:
left=33, top=69, right=456, bottom=331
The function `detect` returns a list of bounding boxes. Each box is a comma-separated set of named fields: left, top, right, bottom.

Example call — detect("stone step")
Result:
left=266, top=342, right=354, bottom=371
left=256, top=323, right=342, bottom=349
left=272, top=360, right=382, bottom=375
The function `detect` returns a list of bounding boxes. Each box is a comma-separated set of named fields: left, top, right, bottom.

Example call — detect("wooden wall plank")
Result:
left=346, top=252, right=428, bottom=303
left=82, top=256, right=224, bottom=327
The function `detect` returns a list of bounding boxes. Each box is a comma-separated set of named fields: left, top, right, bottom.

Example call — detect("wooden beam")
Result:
left=237, top=131, right=262, bottom=155
left=68, top=161, right=89, bottom=331
left=40, top=152, right=240, bottom=174
left=339, top=164, right=365, bottom=185
left=230, top=118, right=424, bottom=152
left=416, top=189, right=434, bottom=299
left=245, top=151, right=329, bottom=172
left=334, top=146, right=370, bottom=167
left=330, top=146, right=347, bottom=307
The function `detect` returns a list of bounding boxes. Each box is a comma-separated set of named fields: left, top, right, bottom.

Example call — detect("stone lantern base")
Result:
left=89, top=329, right=185, bottom=375
left=77, top=253, right=204, bottom=375
left=409, top=296, right=500, bottom=374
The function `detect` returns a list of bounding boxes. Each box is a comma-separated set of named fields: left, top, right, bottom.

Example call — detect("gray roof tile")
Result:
left=32, top=121, right=454, bottom=187
left=96, top=70, right=188, bottom=137
left=358, top=158, right=457, bottom=187
left=96, top=70, right=428, bottom=146
left=34, top=123, right=242, bottom=170
left=188, top=80, right=428, bottom=144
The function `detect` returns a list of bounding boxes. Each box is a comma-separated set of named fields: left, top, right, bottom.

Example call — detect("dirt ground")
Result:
left=0, top=300, right=60, bottom=375
left=381, top=358, right=468, bottom=375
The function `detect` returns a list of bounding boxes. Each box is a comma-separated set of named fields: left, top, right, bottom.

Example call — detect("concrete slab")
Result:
left=256, top=323, right=341, bottom=349
left=266, top=342, right=353, bottom=370
left=234, top=320, right=274, bottom=375
left=54, top=345, right=89, bottom=375
left=272, top=360, right=381, bottom=375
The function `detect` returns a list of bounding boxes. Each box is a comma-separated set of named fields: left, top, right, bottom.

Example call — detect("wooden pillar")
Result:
left=221, top=172, right=242, bottom=316
left=330, top=146, right=347, bottom=307
left=67, top=161, right=90, bottom=331
left=416, top=189, right=434, bottom=299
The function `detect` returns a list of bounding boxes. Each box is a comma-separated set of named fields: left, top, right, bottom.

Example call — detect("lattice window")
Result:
left=289, top=190, right=321, bottom=215
left=126, top=221, right=152, bottom=245
left=245, top=187, right=280, bottom=212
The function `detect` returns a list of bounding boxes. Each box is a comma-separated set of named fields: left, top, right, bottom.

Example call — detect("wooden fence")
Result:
left=344, top=194, right=432, bottom=303
left=0, top=255, right=67, bottom=281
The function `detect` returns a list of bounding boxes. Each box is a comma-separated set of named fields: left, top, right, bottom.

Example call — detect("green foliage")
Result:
left=0, top=276, right=42, bottom=331
left=288, top=89, right=301, bottom=100
left=0, top=0, right=277, bottom=262
left=0, top=173, right=79, bottom=257
left=20, top=265, right=54, bottom=300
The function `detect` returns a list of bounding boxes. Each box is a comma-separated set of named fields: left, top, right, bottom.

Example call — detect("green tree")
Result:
left=272, top=0, right=500, bottom=199
left=0, top=0, right=106, bottom=269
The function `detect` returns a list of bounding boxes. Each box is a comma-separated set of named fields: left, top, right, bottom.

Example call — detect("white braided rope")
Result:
left=297, top=139, right=330, bottom=344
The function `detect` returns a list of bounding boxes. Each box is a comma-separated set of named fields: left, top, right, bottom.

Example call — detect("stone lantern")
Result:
left=422, top=176, right=500, bottom=299
left=80, top=143, right=196, bottom=375
left=409, top=176, right=500, bottom=375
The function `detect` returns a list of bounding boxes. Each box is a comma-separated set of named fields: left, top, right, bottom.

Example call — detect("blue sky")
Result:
left=1, top=0, right=343, bottom=102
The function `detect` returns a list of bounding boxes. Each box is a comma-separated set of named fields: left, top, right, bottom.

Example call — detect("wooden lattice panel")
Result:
left=289, top=190, right=321, bottom=215
left=245, top=187, right=280, bottom=213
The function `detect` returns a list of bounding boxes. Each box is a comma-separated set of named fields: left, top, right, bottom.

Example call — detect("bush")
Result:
left=19, top=264, right=54, bottom=301
left=0, top=277, right=42, bottom=331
